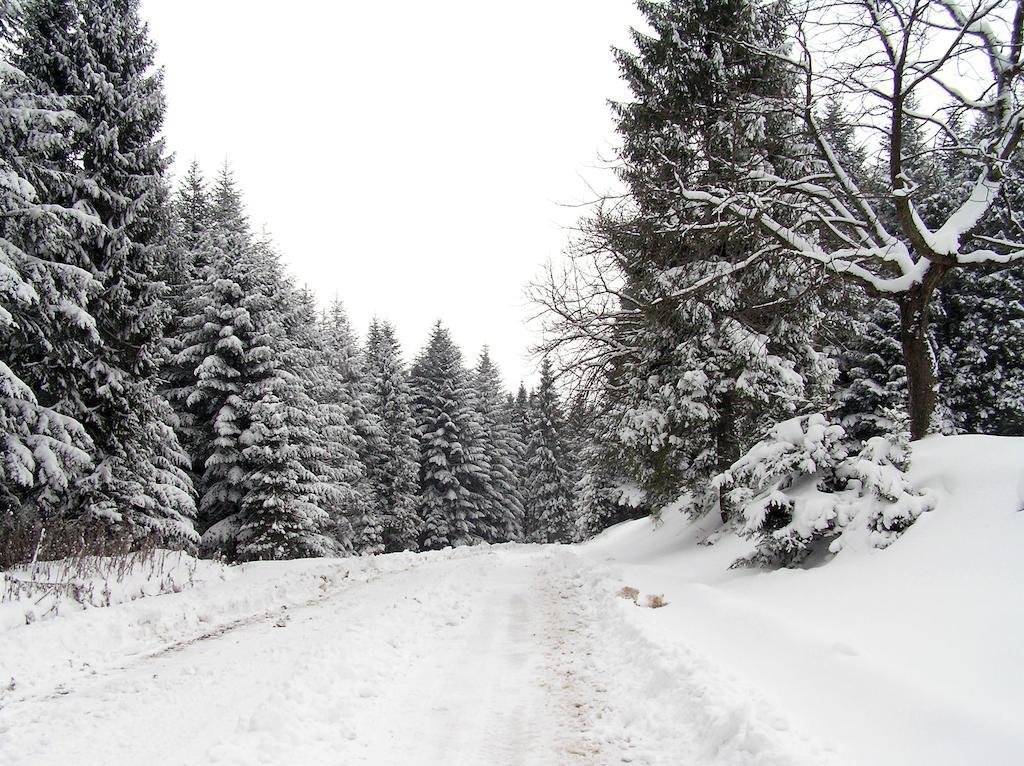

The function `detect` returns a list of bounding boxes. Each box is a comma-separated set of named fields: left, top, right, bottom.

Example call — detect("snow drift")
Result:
left=581, top=434, right=1024, bottom=766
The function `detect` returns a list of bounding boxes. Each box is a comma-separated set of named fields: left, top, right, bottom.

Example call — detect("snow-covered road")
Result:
left=7, top=437, right=1023, bottom=766
left=0, top=548, right=614, bottom=765
left=0, top=545, right=827, bottom=765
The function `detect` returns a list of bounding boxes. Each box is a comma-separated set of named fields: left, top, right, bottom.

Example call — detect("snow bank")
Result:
left=580, top=434, right=1024, bottom=766
left=0, top=550, right=224, bottom=630
left=0, top=547, right=475, bottom=702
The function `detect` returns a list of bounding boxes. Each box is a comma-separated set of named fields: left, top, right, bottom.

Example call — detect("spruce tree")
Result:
left=170, top=166, right=252, bottom=535
left=14, top=0, right=197, bottom=541
left=410, top=323, right=486, bottom=549
left=176, top=160, right=212, bottom=252
left=938, top=268, right=1024, bottom=435
left=926, top=122, right=1024, bottom=435
left=230, top=237, right=331, bottom=559
left=161, top=164, right=212, bottom=477
left=169, top=169, right=331, bottom=559
left=524, top=359, right=574, bottom=543
left=471, top=349, right=526, bottom=542
left=574, top=439, right=639, bottom=541
left=835, top=297, right=908, bottom=442
left=235, top=388, right=329, bottom=561
left=0, top=0, right=96, bottom=521
left=537, top=0, right=834, bottom=520
left=363, top=319, right=421, bottom=551
left=317, top=298, right=377, bottom=553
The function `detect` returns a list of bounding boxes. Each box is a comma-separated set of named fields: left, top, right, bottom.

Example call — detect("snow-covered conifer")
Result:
left=835, top=297, right=907, bottom=443
left=534, top=0, right=834, bottom=521
left=574, top=410, right=646, bottom=541
left=0, top=2, right=96, bottom=521
left=524, top=359, right=574, bottom=543
left=410, top=323, right=486, bottom=549
left=720, top=414, right=933, bottom=567
left=14, top=0, right=197, bottom=541
left=363, top=319, right=421, bottom=551
left=235, top=387, right=329, bottom=561
left=316, top=299, right=378, bottom=554
left=471, top=349, right=525, bottom=542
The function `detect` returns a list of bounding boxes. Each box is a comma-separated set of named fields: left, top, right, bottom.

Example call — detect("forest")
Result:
left=3, top=1, right=1024, bottom=764
left=2, top=0, right=1023, bottom=569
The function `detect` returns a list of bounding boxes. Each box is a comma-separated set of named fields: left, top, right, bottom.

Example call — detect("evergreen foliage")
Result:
left=12, top=0, right=196, bottom=542
left=317, top=299, right=379, bottom=554
left=524, top=359, right=574, bottom=543
left=574, top=409, right=647, bottom=541
left=471, top=349, right=525, bottom=542
left=363, top=319, right=421, bottom=552
left=835, top=297, right=907, bottom=443
left=235, top=388, right=329, bottom=561
left=410, top=323, right=487, bottom=549
left=572, top=0, right=834, bottom=518
left=721, top=415, right=933, bottom=567
left=0, top=0, right=96, bottom=522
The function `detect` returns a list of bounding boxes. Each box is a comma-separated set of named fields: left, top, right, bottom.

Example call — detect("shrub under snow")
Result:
left=1, top=549, right=219, bottom=628
left=717, top=414, right=934, bottom=567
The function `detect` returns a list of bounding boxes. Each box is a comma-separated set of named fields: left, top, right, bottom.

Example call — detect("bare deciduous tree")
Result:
left=675, top=0, right=1024, bottom=438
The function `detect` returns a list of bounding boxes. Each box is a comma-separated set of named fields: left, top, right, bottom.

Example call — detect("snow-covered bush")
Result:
left=717, top=414, right=934, bottom=567
left=832, top=434, right=935, bottom=552
left=1, top=542, right=211, bottom=627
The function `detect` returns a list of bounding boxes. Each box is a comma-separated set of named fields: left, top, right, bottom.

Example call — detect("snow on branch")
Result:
left=669, top=0, right=1024, bottom=294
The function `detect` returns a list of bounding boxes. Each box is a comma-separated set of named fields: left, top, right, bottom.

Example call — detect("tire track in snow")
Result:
left=0, top=545, right=825, bottom=765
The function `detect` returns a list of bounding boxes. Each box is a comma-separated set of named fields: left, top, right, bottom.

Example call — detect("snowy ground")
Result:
left=580, top=435, right=1024, bottom=766
left=1, top=435, right=1020, bottom=765
left=1, top=544, right=822, bottom=765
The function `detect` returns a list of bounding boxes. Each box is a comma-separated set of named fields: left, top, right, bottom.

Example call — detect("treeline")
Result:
left=166, top=161, right=580, bottom=558
left=539, top=0, right=1024, bottom=558
left=0, top=0, right=584, bottom=560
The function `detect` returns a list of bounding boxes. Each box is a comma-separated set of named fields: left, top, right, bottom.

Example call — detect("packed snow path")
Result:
left=0, top=548, right=612, bottom=764
left=0, top=546, right=825, bottom=765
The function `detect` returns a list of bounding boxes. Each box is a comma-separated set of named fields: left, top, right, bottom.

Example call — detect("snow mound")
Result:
left=0, top=547, right=471, bottom=702
left=581, top=434, right=1024, bottom=766
left=1, top=550, right=225, bottom=630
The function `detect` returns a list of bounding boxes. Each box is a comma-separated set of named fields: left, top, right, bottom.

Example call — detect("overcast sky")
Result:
left=139, top=0, right=642, bottom=388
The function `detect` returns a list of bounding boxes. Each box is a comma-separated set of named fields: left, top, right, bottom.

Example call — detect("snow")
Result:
left=0, top=550, right=218, bottom=630
left=913, top=174, right=1003, bottom=257
left=1, top=435, right=1020, bottom=764
left=0, top=543, right=825, bottom=765
left=581, top=434, right=1024, bottom=766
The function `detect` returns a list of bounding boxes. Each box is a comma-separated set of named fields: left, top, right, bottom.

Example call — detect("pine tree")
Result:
left=235, top=388, right=328, bottom=561
left=317, top=299, right=377, bottom=554
left=534, top=0, right=834, bottom=521
left=471, top=349, right=525, bottom=542
left=0, top=0, right=96, bottom=522
left=363, top=319, right=421, bottom=551
left=835, top=296, right=908, bottom=442
left=14, top=0, right=197, bottom=542
left=524, top=359, right=574, bottom=543
left=170, top=167, right=252, bottom=535
left=410, top=323, right=486, bottom=549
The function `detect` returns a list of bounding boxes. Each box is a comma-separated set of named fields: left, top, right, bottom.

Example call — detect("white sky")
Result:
left=139, top=0, right=642, bottom=389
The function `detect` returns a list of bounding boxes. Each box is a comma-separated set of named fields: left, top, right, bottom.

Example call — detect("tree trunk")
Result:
left=898, top=266, right=949, bottom=440
left=716, top=388, right=740, bottom=523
